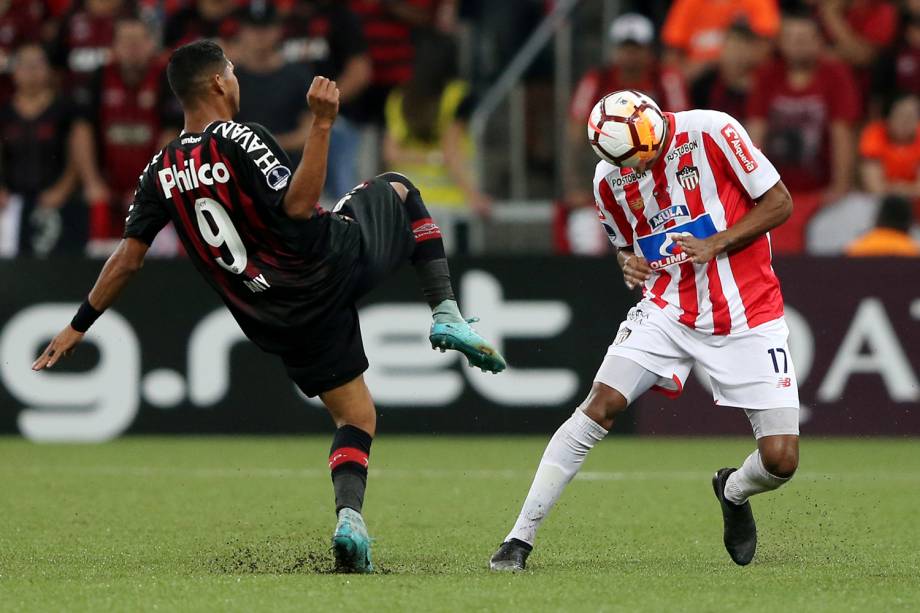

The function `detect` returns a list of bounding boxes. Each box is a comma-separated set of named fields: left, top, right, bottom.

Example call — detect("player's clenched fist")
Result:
left=308, top=76, right=339, bottom=128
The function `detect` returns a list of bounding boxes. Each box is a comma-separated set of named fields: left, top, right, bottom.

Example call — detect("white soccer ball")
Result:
left=587, top=89, right=666, bottom=168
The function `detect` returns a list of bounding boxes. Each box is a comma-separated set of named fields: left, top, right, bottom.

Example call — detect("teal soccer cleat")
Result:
left=429, top=317, right=507, bottom=373
left=332, top=508, right=373, bottom=573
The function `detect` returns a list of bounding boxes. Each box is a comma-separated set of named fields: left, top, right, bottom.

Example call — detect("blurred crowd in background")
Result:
left=2, top=0, right=920, bottom=259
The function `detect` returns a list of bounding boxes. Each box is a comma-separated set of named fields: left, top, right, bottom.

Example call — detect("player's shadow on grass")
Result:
left=206, top=536, right=392, bottom=575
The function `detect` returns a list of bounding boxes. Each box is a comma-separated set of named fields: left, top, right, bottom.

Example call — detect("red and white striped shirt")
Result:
left=593, top=109, right=784, bottom=335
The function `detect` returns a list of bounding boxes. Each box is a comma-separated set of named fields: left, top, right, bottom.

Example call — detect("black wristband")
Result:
left=70, top=299, right=104, bottom=333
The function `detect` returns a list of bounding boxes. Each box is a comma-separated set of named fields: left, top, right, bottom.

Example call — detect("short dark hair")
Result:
left=883, top=91, right=919, bottom=118
left=167, top=40, right=227, bottom=105
left=782, top=5, right=817, bottom=24
left=877, top=195, right=913, bottom=232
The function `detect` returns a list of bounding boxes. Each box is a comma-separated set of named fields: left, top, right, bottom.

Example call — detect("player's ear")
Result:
left=212, top=72, right=227, bottom=97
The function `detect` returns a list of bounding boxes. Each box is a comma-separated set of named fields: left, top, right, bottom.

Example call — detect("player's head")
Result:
left=167, top=39, right=240, bottom=115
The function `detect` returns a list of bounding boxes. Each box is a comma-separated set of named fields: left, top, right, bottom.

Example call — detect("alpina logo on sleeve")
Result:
left=720, top=124, right=758, bottom=173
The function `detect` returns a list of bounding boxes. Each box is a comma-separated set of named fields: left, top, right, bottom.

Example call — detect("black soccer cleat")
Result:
left=712, top=467, right=757, bottom=566
left=489, top=538, right=532, bottom=571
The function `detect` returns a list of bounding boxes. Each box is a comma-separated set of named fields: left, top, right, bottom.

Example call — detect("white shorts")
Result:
left=595, top=301, right=800, bottom=411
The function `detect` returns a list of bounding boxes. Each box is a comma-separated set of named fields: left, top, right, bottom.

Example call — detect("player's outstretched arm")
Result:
left=32, top=238, right=149, bottom=370
left=673, top=180, right=793, bottom=264
left=283, top=76, right=340, bottom=220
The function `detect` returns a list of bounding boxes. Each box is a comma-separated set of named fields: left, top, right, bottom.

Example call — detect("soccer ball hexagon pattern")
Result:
left=587, top=89, right=665, bottom=168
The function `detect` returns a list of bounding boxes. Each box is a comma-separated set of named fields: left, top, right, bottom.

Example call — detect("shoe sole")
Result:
left=430, top=333, right=506, bottom=373
left=489, top=560, right=525, bottom=572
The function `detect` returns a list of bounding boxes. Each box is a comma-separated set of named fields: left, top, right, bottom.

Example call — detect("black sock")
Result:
left=416, top=258, right=455, bottom=308
left=329, top=425, right=373, bottom=514
left=403, top=188, right=455, bottom=306
left=378, top=173, right=456, bottom=307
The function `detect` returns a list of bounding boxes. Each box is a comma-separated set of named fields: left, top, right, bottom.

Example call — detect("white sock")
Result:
left=505, top=410, right=608, bottom=546
left=432, top=299, right=464, bottom=324
left=723, top=450, right=790, bottom=505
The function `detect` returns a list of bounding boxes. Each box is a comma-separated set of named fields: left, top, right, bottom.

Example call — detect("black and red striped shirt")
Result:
left=349, top=0, right=432, bottom=87
left=124, top=121, right=362, bottom=353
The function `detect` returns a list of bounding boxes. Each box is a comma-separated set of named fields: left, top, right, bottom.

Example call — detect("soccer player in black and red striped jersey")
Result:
left=31, top=40, right=506, bottom=573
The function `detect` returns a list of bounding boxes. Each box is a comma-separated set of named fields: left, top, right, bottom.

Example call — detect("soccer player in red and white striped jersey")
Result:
left=491, top=93, right=800, bottom=571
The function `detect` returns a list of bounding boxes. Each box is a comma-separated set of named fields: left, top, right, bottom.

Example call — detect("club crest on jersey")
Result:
left=649, top=204, right=689, bottom=230
left=676, top=165, right=700, bottom=191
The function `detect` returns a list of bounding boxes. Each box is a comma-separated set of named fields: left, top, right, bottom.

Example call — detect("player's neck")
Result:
left=182, top=102, right=233, bottom=134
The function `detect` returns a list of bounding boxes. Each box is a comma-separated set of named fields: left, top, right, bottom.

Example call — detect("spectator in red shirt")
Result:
left=814, top=0, right=898, bottom=68
left=72, top=13, right=181, bottom=255
left=348, top=0, right=436, bottom=125
left=747, top=8, right=860, bottom=253
left=690, top=21, right=762, bottom=121
left=54, top=0, right=126, bottom=103
left=813, top=0, right=898, bottom=111
left=563, top=13, right=688, bottom=223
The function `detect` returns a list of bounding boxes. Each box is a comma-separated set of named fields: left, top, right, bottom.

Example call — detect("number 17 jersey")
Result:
left=593, top=109, right=785, bottom=336
left=124, top=121, right=362, bottom=353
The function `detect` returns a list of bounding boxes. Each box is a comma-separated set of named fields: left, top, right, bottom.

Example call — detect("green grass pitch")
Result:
left=1, top=436, right=918, bottom=612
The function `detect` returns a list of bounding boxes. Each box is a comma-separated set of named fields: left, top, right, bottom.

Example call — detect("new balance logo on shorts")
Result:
left=776, top=377, right=792, bottom=388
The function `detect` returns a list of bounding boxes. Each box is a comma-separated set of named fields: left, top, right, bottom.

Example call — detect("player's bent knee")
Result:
left=580, top=382, right=628, bottom=429
left=759, top=435, right=799, bottom=478
left=377, top=171, right=417, bottom=196
left=388, top=181, right=409, bottom=202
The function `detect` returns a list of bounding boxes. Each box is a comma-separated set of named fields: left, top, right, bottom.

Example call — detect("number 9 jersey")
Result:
left=124, top=121, right=363, bottom=354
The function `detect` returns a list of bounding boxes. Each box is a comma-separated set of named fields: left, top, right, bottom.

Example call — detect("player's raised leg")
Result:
left=713, top=410, right=799, bottom=566
left=490, top=356, right=659, bottom=571
left=320, top=376, right=377, bottom=573
left=377, top=172, right=506, bottom=373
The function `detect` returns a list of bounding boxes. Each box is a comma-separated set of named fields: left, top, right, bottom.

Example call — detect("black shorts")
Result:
left=282, top=178, right=416, bottom=397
